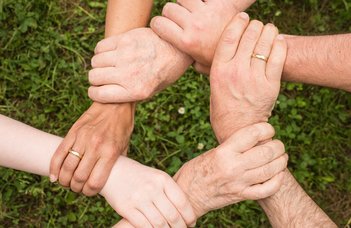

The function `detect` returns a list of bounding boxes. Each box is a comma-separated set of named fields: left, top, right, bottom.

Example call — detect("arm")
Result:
left=0, top=114, right=196, bottom=227
left=208, top=14, right=336, bottom=227
left=283, top=34, right=351, bottom=92
left=259, top=170, right=336, bottom=227
left=105, top=0, right=153, bottom=37
left=49, top=0, right=153, bottom=196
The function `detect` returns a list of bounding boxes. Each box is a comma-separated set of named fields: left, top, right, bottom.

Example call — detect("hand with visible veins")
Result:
left=173, top=123, right=288, bottom=218
left=50, top=102, right=134, bottom=196
left=151, top=0, right=256, bottom=74
left=88, top=28, right=192, bottom=104
left=209, top=13, right=287, bottom=143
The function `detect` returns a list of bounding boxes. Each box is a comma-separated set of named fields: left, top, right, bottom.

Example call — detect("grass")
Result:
left=0, top=0, right=350, bottom=226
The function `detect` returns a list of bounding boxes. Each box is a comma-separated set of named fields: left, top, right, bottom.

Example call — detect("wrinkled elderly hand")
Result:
left=210, top=13, right=287, bottom=143
left=88, top=28, right=192, bottom=103
left=174, top=123, right=287, bottom=218
left=100, top=156, right=196, bottom=228
left=50, top=103, right=134, bottom=196
left=151, top=0, right=256, bottom=73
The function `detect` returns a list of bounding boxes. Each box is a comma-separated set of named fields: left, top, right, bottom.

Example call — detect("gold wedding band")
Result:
left=252, top=53, right=268, bottom=62
left=69, top=149, right=82, bottom=159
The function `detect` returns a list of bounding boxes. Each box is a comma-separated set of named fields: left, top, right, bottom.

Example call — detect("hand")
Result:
left=100, top=156, right=197, bottom=228
left=210, top=13, right=287, bottom=143
left=151, top=0, right=256, bottom=73
left=88, top=28, right=193, bottom=103
left=50, top=102, right=134, bottom=196
left=174, top=123, right=288, bottom=218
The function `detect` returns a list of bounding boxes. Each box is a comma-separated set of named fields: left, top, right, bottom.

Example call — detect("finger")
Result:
left=177, top=0, right=205, bottom=12
left=139, top=203, right=169, bottom=228
left=58, top=147, right=84, bottom=187
left=266, top=35, right=287, bottom=83
left=82, top=157, right=116, bottom=196
left=164, top=180, right=197, bottom=226
left=245, top=154, right=288, bottom=185
left=251, top=23, right=278, bottom=75
left=243, top=171, right=286, bottom=200
left=162, top=2, right=191, bottom=28
left=112, top=219, right=135, bottom=228
left=213, top=12, right=250, bottom=63
left=91, top=50, right=118, bottom=68
left=153, top=194, right=187, bottom=228
left=88, top=85, right=131, bottom=104
left=235, top=20, right=264, bottom=66
left=94, top=36, right=120, bottom=54
left=88, top=67, right=121, bottom=86
left=58, top=135, right=86, bottom=187
left=70, top=147, right=99, bottom=193
left=219, top=122, right=275, bottom=154
left=193, top=62, right=211, bottom=75
left=49, top=132, right=76, bottom=182
left=150, top=16, right=183, bottom=50
left=242, top=140, right=285, bottom=169
left=124, top=209, right=153, bottom=228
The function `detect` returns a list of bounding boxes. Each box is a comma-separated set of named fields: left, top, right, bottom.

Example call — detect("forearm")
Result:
left=105, top=0, right=153, bottom=37
left=283, top=34, right=351, bottom=92
left=259, top=170, right=336, bottom=227
left=0, top=115, right=60, bottom=176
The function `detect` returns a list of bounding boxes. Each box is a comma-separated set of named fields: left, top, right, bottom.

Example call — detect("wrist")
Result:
left=212, top=114, right=269, bottom=143
left=175, top=166, right=207, bottom=218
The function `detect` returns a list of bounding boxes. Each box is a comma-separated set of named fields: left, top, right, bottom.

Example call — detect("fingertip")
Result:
left=88, top=86, right=101, bottom=103
left=50, top=174, right=57, bottom=183
left=150, top=16, right=161, bottom=30
left=238, top=12, right=249, bottom=20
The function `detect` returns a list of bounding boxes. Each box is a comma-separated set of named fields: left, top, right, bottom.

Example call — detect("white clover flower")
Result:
left=178, top=107, right=185, bottom=115
left=197, top=143, right=204, bottom=150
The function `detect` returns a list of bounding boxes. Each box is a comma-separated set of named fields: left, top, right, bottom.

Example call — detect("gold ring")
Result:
left=69, top=149, right=82, bottom=159
left=252, top=53, right=268, bottom=62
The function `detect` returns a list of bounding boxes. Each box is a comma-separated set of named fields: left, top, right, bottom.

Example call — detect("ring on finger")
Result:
left=252, top=53, right=268, bottom=62
left=69, top=149, right=83, bottom=160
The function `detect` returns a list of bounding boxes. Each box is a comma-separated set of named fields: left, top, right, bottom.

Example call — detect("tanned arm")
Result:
left=283, top=34, right=351, bottom=92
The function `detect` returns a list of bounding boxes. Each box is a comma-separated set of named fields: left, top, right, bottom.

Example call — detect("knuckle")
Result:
left=192, top=20, right=205, bottom=32
left=87, top=179, right=104, bottom=192
left=91, top=134, right=104, bottom=146
left=262, top=165, right=273, bottom=179
left=256, top=39, right=270, bottom=51
left=259, top=146, right=274, bottom=161
left=222, top=29, right=238, bottom=45
left=156, top=171, right=169, bottom=183
left=154, top=219, right=167, bottom=227
left=168, top=212, right=180, bottom=223
left=73, top=172, right=89, bottom=183
left=63, top=158, right=78, bottom=170
left=248, top=124, right=261, bottom=138
left=181, top=35, right=196, bottom=49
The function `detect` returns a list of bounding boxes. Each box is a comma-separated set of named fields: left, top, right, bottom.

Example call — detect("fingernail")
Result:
left=239, top=12, right=249, bottom=20
left=277, top=35, right=285, bottom=40
left=50, top=175, right=57, bottom=183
